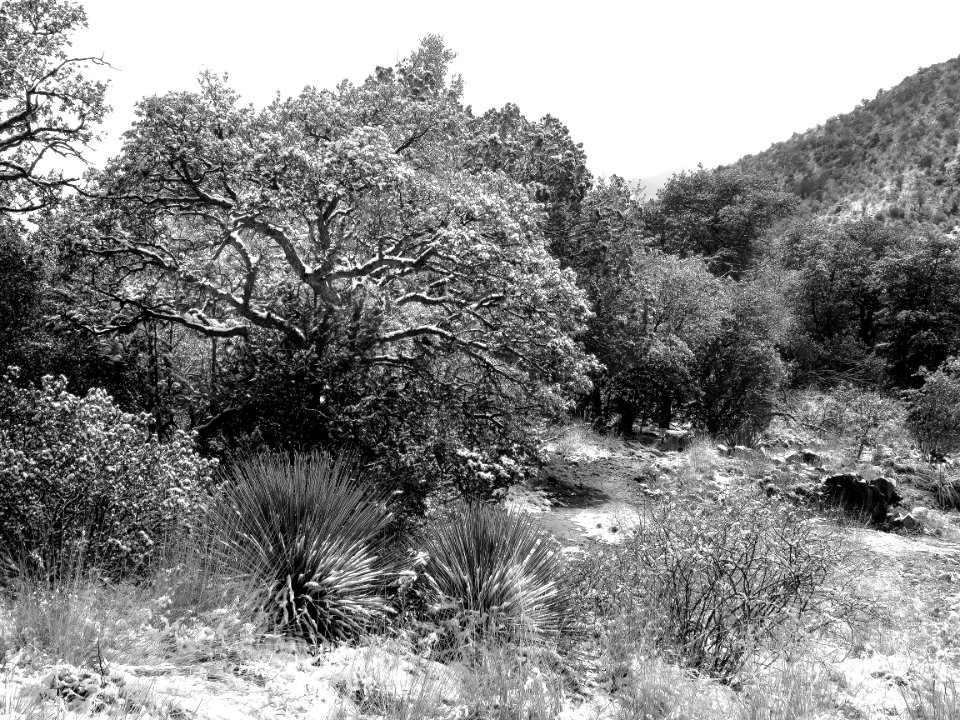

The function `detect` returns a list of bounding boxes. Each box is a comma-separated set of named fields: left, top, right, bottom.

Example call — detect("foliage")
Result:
left=0, top=225, right=42, bottom=369
left=577, top=496, right=842, bottom=681
left=737, top=55, right=960, bottom=226
left=645, top=166, right=798, bottom=278
left=52, top=37, right=592, bottom=508
left=0, top=0, right=108, bottom=213
left=466, top=102, right=591, bottom=265
left=783, top=219, right=960, bottom=387
left=781, top=218, right=900, bottom=384
left=877, top=231, right=960, bottom=386
left=0, top=373, right=214, bottom=573
left=589, top=248, right=727, bottom=433
left=690, top=282, right=784, bottom=443
left=420, top=503, right=570, bottom=642
left=905, top=357, right=960, bottom=460
left=210, top=451, right=396, bottom=643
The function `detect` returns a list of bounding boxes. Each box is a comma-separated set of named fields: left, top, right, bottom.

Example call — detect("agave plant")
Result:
left=421, top=503, right=569, bottom=640
left=211, top=451, right=395, bottom=643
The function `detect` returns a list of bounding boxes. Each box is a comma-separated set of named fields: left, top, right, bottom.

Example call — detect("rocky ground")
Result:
left=4, top=423, right=960, bottom=719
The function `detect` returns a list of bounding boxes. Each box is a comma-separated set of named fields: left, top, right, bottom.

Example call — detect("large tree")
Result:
left=0, top=0, right=110, bottom=385
left=466, top=103, right=591, bottom=265
left=0, top=0, right=107, bottom=213
left=57, top=38, right=592, bottom=501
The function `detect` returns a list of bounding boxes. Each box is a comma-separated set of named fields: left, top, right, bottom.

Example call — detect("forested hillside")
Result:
left=736, top=55, right=960, bottom=228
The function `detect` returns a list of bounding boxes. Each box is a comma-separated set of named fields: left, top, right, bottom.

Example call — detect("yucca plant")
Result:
left=421, top=503, right=570, bottom=641
left=210, top=451, right=396, bottom=643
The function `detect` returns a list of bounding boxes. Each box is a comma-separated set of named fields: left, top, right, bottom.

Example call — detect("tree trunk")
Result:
left=617, top=400, right=636, bottom=436
left=657, top=394, right=673, bottom=430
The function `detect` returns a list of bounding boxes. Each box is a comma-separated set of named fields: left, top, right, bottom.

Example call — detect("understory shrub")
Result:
left=210, top=451, right=397, bottom=644
left=420, top=504, right=570, bottom=643
left=906, top=357, right=960, bottom=460
left=0, top=373, right=214, bottom=573
left=578, top=496, right=844, bottom=681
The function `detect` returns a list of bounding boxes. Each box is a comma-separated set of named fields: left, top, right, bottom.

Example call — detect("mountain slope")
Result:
left=734, top=55, right=960, bottom=228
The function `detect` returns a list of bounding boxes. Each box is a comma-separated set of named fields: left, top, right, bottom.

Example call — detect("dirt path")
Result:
left=508, top=436, right=677, bottom=546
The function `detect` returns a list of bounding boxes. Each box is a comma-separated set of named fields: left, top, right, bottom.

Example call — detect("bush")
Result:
left=421, top=504, right=570, bottom=642
left=0, top=373, right=214, bottom=573
left=691, top=328, right=783, bottom=444
left=690, top=283, right=784, bottom=445
left=210, top=451, right=396, bottom=643
left=906, top=357, right=960, bottom=460
left=577, top=496, right=843, bottom=681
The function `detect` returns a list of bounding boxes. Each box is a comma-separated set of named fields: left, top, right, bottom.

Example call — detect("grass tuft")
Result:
left=421, top=503, right=570, bottom=643
left=210, top=451, right=397, bottom=644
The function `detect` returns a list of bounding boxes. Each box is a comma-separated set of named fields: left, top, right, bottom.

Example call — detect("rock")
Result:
left=891, top=512, right=922, bottom=532
left=892, top=460, right=919, bottom=475
left=659, top=429, right=692, bottom=452
left=732, top=445, right=764, bottom=460
left=822, top=473, right=902, bottom=524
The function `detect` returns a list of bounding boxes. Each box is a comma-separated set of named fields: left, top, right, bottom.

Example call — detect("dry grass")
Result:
left=550, top=423, right=620, bottom=461
left=902, top=678, right=960, bottom=720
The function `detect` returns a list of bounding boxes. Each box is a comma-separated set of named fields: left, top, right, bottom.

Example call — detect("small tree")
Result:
left=906, top=357, right=960, bottom=460
left=690, top=281, right=784, bottom=445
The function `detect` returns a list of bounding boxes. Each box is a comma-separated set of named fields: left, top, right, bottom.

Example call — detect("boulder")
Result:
left=659, top=429, right=693, bottom=452
left=890, top=512, right=922, bottom=532
left=822, top=473, right=902, bottom=524
left=732, top=445, right=764, bottom=460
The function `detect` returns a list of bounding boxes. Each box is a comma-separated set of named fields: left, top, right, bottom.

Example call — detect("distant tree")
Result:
left=783, top=219, right=903, bottom=384
left=877, top=231, right=960, bottom=386
left=644, top=166, right=798, bottom=278
left=592, top=250, right=727, bottom=433
left=690, top=281, right=784, bottom=443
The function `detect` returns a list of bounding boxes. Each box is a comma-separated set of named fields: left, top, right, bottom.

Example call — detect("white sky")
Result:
left=71, top=0, right=960, bottom=181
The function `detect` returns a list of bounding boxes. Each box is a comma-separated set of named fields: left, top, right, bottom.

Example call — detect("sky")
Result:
left=71, top=0, right=960, bottom=182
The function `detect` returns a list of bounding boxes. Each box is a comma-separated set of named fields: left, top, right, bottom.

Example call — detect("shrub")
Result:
left=691, top=328, right=783, bottom=444
left=421, top=504, right=569, bottom=642
left=0, top=373, right=214, bottom=573
left=690, top=284, right=784, bottom=445
left=210, top=451, right=396, bottom=643
left=906, top=357, right=960, bottom=460
left=818, top=383, right=905, bottom=460
left=578, top=496, right=842, bottom=681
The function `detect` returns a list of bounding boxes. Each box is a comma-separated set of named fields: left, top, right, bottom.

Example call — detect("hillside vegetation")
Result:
left=735, top=55, right=960, bottom=227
